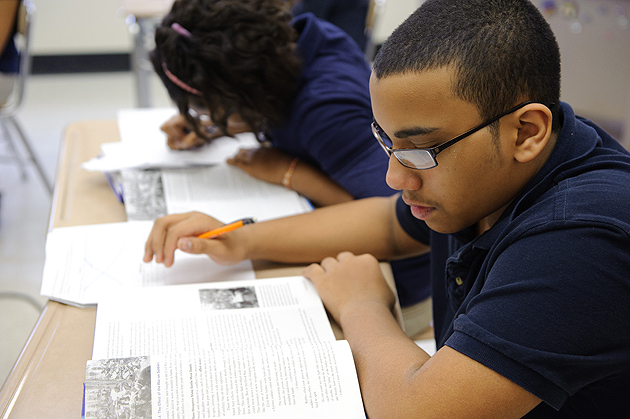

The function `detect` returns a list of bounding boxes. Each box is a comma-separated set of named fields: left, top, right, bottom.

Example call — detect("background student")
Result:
left=150, top=0, right=432, bottom=336
left=145, top=0, right=630, bottom=416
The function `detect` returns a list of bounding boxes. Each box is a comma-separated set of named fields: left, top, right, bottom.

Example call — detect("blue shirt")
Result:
left=396, top=103, right=630, bottom=416
left=270, top=13, right=432, bottom=306
left=291, top=0, right=369, bottom=50
left=269, top=13, right=389, bottom=199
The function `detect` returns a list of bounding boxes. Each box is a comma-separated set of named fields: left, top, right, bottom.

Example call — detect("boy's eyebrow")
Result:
left=394, top=126, right=440, bottom=139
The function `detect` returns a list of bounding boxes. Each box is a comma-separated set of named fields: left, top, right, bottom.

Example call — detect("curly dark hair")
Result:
left=150, top=0, right=302, bottom=138
left=374, top=0, right=562, bottom=133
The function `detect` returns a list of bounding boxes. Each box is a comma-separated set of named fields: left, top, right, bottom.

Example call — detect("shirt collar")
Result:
left=473, top=102, right=598, bottom=250
left=291, top=13, right=320, bottom=71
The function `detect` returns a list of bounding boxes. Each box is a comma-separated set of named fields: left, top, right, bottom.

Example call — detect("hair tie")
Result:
left=161, top=62, right=202, bottom=96
left=171, top=23, right=192, bottom=38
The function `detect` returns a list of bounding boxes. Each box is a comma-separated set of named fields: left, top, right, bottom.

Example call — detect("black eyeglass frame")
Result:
left=371, top=101, right=543, bottom=170
left=187, top=106, right=221, bottom=136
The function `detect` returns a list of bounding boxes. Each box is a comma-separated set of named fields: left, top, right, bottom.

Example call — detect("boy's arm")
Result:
left=144, top=194, right=428, bottom=267
left=304, top=252, right=542, bottom=419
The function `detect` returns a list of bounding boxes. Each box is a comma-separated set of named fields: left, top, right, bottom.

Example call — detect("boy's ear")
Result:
left=512, top=104, right=553, bottom=163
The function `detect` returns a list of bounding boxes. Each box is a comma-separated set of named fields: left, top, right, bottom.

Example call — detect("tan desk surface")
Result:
left=0, top=119, right=399, bottom=419
left=1, top=120, right=125, bottom=419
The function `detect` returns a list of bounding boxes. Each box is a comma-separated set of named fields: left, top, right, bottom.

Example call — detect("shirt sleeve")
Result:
left=290, top=82, right=393, bottom=199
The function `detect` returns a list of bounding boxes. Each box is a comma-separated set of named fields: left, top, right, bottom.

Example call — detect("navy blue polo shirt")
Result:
left=270, top=13, right=432, bottom=306
left=396, top=103, right=630, bottom=416
left=291, top=0, right=370, bottom=50
left=269, top=12, right=390, bottom=200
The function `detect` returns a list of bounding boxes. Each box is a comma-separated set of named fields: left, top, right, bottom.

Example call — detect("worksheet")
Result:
left=81, top=108, right=261, bottom=171
left=40, top=221, right=255, bottom=307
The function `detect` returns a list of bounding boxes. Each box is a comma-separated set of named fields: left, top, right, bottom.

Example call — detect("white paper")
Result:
left=161, top=164, right=313, bottom=222
left=92, top=276, right=336, bottom=359
left=85, top=341, right=365, bottom=419
left=81, top=134, right=260, bottom=172
left=81, top=108, right=260, bottom=172
left=117, top=107, right=179, bottom=148
left=87, top=276, right=366, bottom=418
left=151, top=341, right=364, bottom=419
left=40, top=221, right=255, bottom=307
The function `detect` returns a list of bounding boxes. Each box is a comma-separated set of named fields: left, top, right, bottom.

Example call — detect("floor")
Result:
left=0, top=71, right=171, bottom=385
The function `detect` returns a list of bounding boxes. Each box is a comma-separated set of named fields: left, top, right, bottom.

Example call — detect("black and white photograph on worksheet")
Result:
left=84, top=356, right=152, bottom=419
left=199, top=286, right=259, bottom=309
left=121, top=168, right=167, bottom=221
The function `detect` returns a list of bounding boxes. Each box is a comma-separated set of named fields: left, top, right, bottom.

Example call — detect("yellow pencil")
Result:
left=197, top=217, right=256, bottom=239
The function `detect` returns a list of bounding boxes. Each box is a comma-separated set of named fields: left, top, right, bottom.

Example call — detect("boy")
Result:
left=145, top=1, right=630, bottom=416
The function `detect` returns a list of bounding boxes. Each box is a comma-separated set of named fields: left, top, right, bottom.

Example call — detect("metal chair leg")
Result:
left=4, top=116, right=53, bottom=195
left=0, top=119, right=29, bottom=180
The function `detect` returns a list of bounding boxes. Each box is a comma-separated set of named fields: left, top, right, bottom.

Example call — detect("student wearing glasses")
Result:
left=150, top=0, right=432, bottom=337
left=146, top=0, right=630, bottom=416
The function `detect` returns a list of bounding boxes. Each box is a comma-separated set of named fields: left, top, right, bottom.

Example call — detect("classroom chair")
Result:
left=0, top=0, right=52, bottom=195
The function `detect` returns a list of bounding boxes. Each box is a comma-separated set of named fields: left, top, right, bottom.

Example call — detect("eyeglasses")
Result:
left=188, top=106, right=211, bottom=122
left=371, top=101, right=536, bottom=170
left=188, top=107, right=219, bottom=135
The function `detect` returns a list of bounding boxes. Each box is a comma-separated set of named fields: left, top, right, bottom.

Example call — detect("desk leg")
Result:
left=128, top=15, right=157, bottom=108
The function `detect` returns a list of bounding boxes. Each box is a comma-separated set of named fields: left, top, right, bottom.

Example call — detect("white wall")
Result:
left=536, top=0, right=630, bottom=147
left=371, top=0, right=424, bottom=45
left=30, top=0, right=131, bottom=55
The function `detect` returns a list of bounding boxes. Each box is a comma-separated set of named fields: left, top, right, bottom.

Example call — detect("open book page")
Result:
left=161, top=164, right=313, bottom=222
left=40, top=221, right=255, bottom=307
left=85, top=341, right=365, bottom=419
left=87, top=276, right=365, bottom=418
left=91, top=276, right=335, bottom=360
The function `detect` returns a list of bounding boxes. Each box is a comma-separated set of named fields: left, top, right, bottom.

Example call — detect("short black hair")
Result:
left=150, top=0, right=302, bottom=137
left=373, top=0, right=561, bottom=132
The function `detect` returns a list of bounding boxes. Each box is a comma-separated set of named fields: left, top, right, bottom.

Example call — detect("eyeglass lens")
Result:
left=373, top=122, right=437, bottom=169
left=396, top=152, right=436, bottom=169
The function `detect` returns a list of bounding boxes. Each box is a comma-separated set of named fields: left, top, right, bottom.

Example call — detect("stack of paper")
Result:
left=81, top=108, right=261, bottom=172
left=82, top=108, right=313, bottom=222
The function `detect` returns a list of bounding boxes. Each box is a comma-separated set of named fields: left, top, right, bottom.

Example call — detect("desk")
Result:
left=0, top=119, right=399, bottom=418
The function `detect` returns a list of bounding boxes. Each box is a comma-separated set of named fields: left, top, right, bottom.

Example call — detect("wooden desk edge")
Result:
left=1, top=120, right=121, bottom=418
left=0, top=302, right=96, bottom=418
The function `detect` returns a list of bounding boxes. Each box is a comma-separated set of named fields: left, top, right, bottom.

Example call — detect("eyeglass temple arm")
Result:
left=433, top=101, right=535, bottom=156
